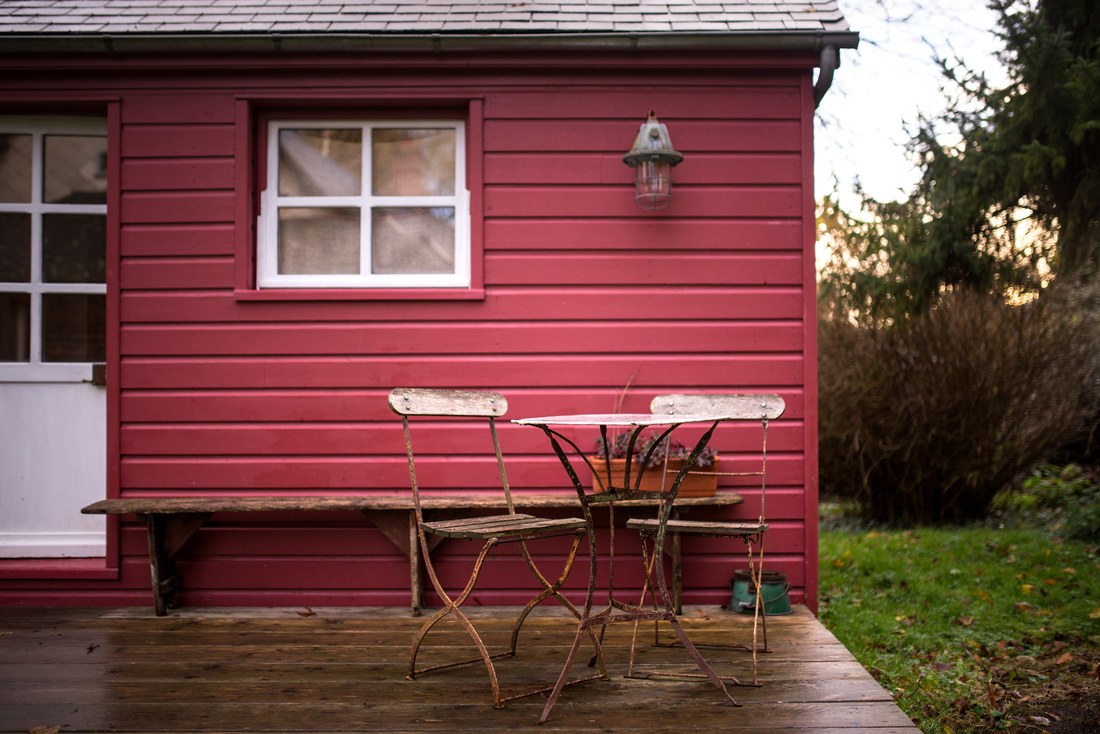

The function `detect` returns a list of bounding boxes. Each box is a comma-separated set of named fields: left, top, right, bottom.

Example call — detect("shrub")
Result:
left=993, top=464, right=1100, bottom=542
left=819, top=281, right=1100, bottom=525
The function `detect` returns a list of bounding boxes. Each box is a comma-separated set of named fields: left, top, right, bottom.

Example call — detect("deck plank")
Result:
left=0, top=606, right=919, bottom=733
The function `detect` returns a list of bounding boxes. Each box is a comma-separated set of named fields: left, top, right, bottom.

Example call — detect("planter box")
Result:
left=588, top=457, right=719, bottom=497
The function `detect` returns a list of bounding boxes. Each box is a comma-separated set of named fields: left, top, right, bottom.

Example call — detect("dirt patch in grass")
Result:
left=1001, top=649, right=1100, bottom=733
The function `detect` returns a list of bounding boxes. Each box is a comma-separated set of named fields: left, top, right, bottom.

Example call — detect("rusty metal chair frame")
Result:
left=389, top=387, right=605, bottom=709
left=625, top=393, right=785, bottom=686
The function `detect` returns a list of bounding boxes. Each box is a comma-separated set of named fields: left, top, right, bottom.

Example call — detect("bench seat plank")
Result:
left=83, top=494, right=743, bottom=515
left=82, top=493, right=743, bottom=615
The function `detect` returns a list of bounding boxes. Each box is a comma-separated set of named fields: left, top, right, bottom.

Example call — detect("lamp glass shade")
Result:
left=634, top=160, right=672, bottom=210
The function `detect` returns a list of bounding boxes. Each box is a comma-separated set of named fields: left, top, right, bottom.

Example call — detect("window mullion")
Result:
left=29, top=132, right=44, bottom=365
left=361, top=123, right=372, bottom=278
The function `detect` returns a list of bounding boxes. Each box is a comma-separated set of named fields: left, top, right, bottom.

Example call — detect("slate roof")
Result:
left=0, top=0, right=852, bottom=35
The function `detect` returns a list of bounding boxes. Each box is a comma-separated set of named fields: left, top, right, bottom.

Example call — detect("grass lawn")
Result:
left=819, top=523, right=1100, bottom=733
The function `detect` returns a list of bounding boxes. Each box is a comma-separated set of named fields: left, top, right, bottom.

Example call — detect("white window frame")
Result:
left=257, top=119, right=470, bottom=289
left=0, top=116, right=107, bottom=384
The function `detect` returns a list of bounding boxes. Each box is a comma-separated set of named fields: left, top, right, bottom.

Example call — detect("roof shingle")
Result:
left=0, top=0, right=853, bottom=35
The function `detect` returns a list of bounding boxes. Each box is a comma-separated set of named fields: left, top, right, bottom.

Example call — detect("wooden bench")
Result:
left=82, top=493, right=744, bottom=616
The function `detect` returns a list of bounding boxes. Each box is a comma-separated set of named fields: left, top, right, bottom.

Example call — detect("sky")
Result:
left=814, top=0, right=1006, bottom=208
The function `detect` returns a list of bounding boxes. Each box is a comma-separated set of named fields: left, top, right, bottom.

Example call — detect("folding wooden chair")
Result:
left=388, top=387, right=605, bottom=708
left=626, top=393, right=785, bottom=684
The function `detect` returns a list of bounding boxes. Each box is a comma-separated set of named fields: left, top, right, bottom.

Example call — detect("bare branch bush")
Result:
left=819, top=280, right=1100, bottom=524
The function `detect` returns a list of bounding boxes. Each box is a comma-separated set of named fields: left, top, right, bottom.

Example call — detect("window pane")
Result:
left=42, top=214, right=106, bottom=284
left=0, top=212, right=31, bottom=282
left=279, top=129, right=361, bottom=197
left=278, top=207, right=360, bottom=275
left=0, top=292, right=30, bottom=361
left=372, top=129, right=455, bottom=197
left=0, top=134, right=32, bottom=203
left=44, top=135, right=108, bottom=205
left=372, top=207, right=455, bottom=274
left=42, top=293, right=105, bottom=363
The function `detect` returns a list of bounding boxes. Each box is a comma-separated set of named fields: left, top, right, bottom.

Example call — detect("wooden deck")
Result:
left=0, top=605, right=920, bottom=733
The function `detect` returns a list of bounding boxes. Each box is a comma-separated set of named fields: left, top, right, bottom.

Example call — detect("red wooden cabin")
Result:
left=0, top=1, right=857, bottom=612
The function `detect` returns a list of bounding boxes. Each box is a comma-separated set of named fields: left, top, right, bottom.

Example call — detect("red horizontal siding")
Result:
left=121, top=525, right=398, bottom=557
left=0, top=53, right=818, bottom=611
left=121, top=191, right=235, bottom=224
left=484, top=153, right=802, bottom=185
left=121, top=288, right=805, bottom=323
left=119, top=421, right=805, bottom=457
left=121, top=94, right=237, bottom=124
left=121, top=223, right=235, bottom=257
left=121, top=257, right=234, bottom=290
left=484, top=120, right=802, bottom=152
left=485, top=219, right=803, bottom=250
left=486, top=253, right=802, bottom=285
left=119, top=254, right=802, bottom=290
left=121, top=158, right=236, bottom=191
left=484, top=87, right=801, bottom=119
left=117, top=455, right=805, bottom=491
left=484, top=186, right=801, bottom=218
left=119, top=389, right=805, bottom=424
left=119, top=355, right=806, bottom=389
left=121, top=124, right=235, bottom=158
left=120, top=321, right=802, bottom=356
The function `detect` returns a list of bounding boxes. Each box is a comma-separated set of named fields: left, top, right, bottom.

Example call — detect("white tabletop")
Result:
left=513, top=412, right=732, bottom=427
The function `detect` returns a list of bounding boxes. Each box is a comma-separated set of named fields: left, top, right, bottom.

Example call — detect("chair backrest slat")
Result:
left=649, top=393, right=785, bottom=421
left=389, top=387, right=508, bottom=418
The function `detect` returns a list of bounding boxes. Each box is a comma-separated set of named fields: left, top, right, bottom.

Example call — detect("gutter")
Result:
left=0, top=30, right=860, bottom=57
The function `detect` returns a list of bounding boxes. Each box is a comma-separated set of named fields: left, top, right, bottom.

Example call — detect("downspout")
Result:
left=813, top=44, right=838, bottom=108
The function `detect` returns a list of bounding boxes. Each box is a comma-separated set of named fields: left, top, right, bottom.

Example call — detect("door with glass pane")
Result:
left=0, top=119, right=108, bottom=558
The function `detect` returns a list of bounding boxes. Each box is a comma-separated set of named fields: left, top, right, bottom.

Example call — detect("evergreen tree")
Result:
left=820, top=0, right=1100, bottom=324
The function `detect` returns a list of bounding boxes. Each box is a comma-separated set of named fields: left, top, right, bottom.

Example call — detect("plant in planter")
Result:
left=590, top=430, right=719, bottom=496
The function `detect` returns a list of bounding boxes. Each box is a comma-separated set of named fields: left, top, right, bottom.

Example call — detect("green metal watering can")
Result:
left=729, top=569, right=792, bottom=615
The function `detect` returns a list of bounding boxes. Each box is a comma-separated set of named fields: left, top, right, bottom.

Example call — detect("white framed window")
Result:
left=0, top=117, right=107, bottom=383
left=257, top=119, right=470, bottom=289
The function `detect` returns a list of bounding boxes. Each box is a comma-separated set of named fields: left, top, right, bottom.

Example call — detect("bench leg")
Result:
left=409, top=511, right=422, bottom=616
left=364, top=509, right=454, bottom=616
left=141, top=513, right=209, bottom=616
left=145, top=516, right=176, bottom=616
left=361, top=509, right=424, bottom=615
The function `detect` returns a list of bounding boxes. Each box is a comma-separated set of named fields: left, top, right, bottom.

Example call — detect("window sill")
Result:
left=0, top=557, right=119, bottom=580
left=235, top=287, right=485, bottom=302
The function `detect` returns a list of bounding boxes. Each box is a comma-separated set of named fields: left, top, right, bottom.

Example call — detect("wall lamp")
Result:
left=623, top=110, right=683, bottom=211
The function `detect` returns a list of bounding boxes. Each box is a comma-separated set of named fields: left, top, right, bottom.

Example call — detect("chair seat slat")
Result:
left=425, top=515, right=586, bottom=539
left=627, top=518, right=768, bottom=536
